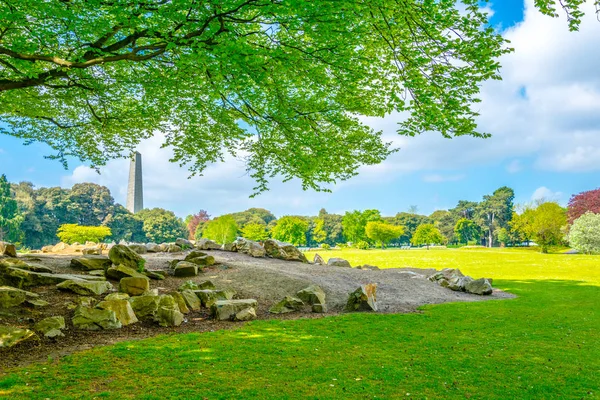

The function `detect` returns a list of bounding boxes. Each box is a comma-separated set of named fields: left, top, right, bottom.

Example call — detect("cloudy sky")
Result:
left=1, top=0, right=599, bottom=218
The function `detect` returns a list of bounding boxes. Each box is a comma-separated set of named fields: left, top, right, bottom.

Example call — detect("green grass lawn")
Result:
left=1, top=248, right=599, bottom=399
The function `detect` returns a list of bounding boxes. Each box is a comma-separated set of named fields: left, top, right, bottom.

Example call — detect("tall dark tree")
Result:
left=476, top=187, right=515, bottom=247
left=68, top=183, right=114, bottom=226
left=392, top=212, right=431, bottom=244
left=137, top=208, right=187, bottom=244
left=103, top=204, right=146, bottom=243
left=318, top=209, right=345, bottom=246
left=0, top=174, right=23, bottom=243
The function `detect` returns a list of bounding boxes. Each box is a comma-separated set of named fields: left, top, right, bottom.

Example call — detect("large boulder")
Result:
left=269, top=296, right=304, bottom=314
left=108, top=244, right=144, bottom=271
left=234, top=307, right=257, bottom=321
left=106, top=264, right=146, bottom=280
left=128, top=244, right=148, bottom=254
left=222, top=243, right=237, bottom=252
left=156, top=295, right=184, bottom=327
left=173, top=261, right=199, bottom=277
left=184, top=249, right=207, bottom=259
left=175, top=238, right=193, bottom=249
left=145, top=243, right=162, bottom=253
left=234, top=238, right=266, bottom=258
left=263, top=239, right=308, bottom=263
left=169, top=291, right=190, bottom=314
left=128, top=294, right=160, bottom=319
left=57, top=279, right=113, bottom=296
left=296, top=285, right=326, bottom=310
left=2, top=267, right=104, bottom=288
left=51, top=242, right=70, bottom=253
left=96, top=299, right=138, bottom=325
left=180, top=289, right=201, bottom=311
left=0, top=242, right=17, bottom=257
left=448, top=276, right=474, bottom=292
left=465, top=278, right=493, bottom=295
left=211, top=299, right=258, bottom=321
left=346, top=284, right=377, bottom=312
left=119, top=276, right=150, bottom=296
left=0, top=326, right=39, bottom=348
left=196, top=238, right=221, bottom=250
left=34, top=316, right=66, bottom=338
left=166, top=244, right=183, bottom=253
left=70, top=256, right=112, bottom=271
left=328, top=258, right=352, bottom=268
left=0, top=286, right=38, bottom=308
left=72, top=305, right=122, bottom=330
left=194, top=289, right=236, bottom=307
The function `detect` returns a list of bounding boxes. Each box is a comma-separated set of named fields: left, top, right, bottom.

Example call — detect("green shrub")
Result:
left=354, top=240, right=370, bottom=250
left=56, top=224, right=111, bottom=244
left=137, top=259, right=146, bottom=273
left=320, top=243, right=331, bottom=250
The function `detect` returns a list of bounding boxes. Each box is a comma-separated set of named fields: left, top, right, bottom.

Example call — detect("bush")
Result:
left=569, top=212, right=600, bottom=254
left=320, top=243, right=331, bottom=250
left=354, top=240, right=370, bottom=250
left=336, top=243, right=348, bottom=249
left=56, top=224, right=112, bottom=244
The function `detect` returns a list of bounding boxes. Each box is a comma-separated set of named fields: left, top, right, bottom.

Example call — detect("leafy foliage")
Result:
left=342, top=210, right=382, bottom=244
left=241, top=222, right=269, bottom=242
left=0, top=174, right=23, bottom=243
left=310, top=218, right=327, bottom=245
left=56, top=224, right=111, bottom=244
left=390, top=212, right=430, bottom=244
left=103, top=205, right=146, bottom=243
left=411, top=224, right=444, bottom=249
left=567, top=188, right=600, bottom=224
left=186, top=210, right=210, bottom=240
left=271, top=216, right=309, bottom=246
left=0, top=0, right=510, bottom=192
left=365, top=221, right=404, bottom=249
left=454, top=218, right=480, bottom=244
left=203, top=215, right=239, bottom=245
left=568, top=212, right=600, bottom=254
left=136, top=208, right=187, bottom=244
left=531, top=202, right=567, bottom=254
left=476, top=187, right=514, bottom=247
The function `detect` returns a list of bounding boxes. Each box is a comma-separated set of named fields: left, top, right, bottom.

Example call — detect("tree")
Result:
left=271, top=216, right=309, bottom=246
left=531, top=202, right=567, bottom=254
left=365, top=221, right=404, bottom=249
left=136, top=208, right=187, bottom=244
left=318, top=209, right=345, bottom=246
left=392, top=212, right=430, bottom=244
left=569, top=212, right=600, bottom=254
left=186, top=210, right=210, bottom=239
left=56, top=224, right=111, bottom=244
left=228, top=208, right=276, bottom=229
left=567, top=188, right=600, bottom=224
left=67, top=183, right=114, bottom=226
left=0, top=1, right=509, bottom=192
left=311, top=218, right=328, bottom=245
left=241, top=223, right=269, bottom=242
left=342, top=210, right=382, bottom=244
left=454, top=218, right=480, bottom=244
left=203, top=215, right=239, bottom=245
left=0, top=174, right=23, bottom=243
left=509, top=209, right=536, bottom=246
left=411, top=224, right=445, bottom=249
left=430, top=210, right=455, bottom=244
left=476, top=187, right=515, bottom=248
left=103, top=205, right=146, bottom=243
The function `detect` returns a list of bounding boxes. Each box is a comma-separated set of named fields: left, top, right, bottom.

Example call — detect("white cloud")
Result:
left=531, top=186, right=563, bottom=202
left=506, top=160, right=522, bottom=173
left=422, top=174, right=466, bottom=183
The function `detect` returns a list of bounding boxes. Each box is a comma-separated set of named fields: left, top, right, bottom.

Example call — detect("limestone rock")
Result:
left=194, top=289, right=235, bottom=307
left=311, top=303, right=328, bottom=313
left=57, top=279, right=113, bottom=296
left=0, top=286, right=38, bottom=308
left=234, top=307, right=256, bottom=321
left=128, top=244, right=148, bottom=254
left=144, top=270, right=165, bottom=280
left=105, top=292, right=130, bottom=301
left=234, top=238, right=266, bottom=258
left=222, top=243, right=237, bottom=252
left=428, top=268, right=464, bottom=282
left=0, top=258, right=53, bottom=274
left=108, top=244, right=144, bottom=271
left=128, top=294, right=160, bottom=319
left=0, top=242, right=17, bottom=257
left=145, top=243, right=162, bottom=253
left=269, top=296, right=304, bottom=314
left=166, top=244, right=183, bottom=253
left=264, top=239, right=308, bottom=263
left=72, top=305, right=122, bottom=330
left=82, top=247, right=102, bottom=256
left=106, top=264, right=146, bottom=280
left=76, top=296, right=97, bottom=308
left=198, top=280, right=217, bottom=290
left=34, top=316, right=66, bottom=338
left=185, top=253, right=215, bottom=266
left=465, top=278, right=493, bottom=295
left=346, top=284, right=377, bottom=312
left=196, top=238, right=221, bottom=250
left=178, top=280, right=199, bottom=291
left=51, top=242, right=70, bottom=253
left=158, top=243, right=169, bottom=252
left=357, top=264, right=380, bottom=270
left=448, top=276, right=474, bottom=292
left=211, top=299, right=258, bottom=321
left=180, top=289, right=201, bottom=311
left=185, top=249, right=207, bottom=259
left=176, top=238, right=193, bottom=249
left=119, top=276, right=150, bottom=296
left=174, top=261, right=199, bottom=277
left=0, top=326, right=39, bottom=348
left=70, top=256, right=112, bottom=271
left=313, top=253, right=325, bottom=265
left=25, top=298, right=50, bottom=308
left=3, top=267, right=106, bottom=288
left=328, top=258, right=352, bottom=268
left=156, top=295, right=184, bottom=327
left=169, top=291, right=190, bottom=314
left=296, top=285, right=326, bottom=306
left=96, top=299, right=138, bottom=325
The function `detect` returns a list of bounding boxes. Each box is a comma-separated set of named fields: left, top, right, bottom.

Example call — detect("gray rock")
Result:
left=180, top=289, right=202, bottom=311
left=448, top=276, right=474, bottom=292
left=194, top=289, right=236, bottom=307
left=166, top=244, right=183, bottom=253
left=72, top=305, right=122, bottom=330
left=234, top=307, right=256, bottom=321
left=269, top=296, right=304, bottom=314
left=263, top=239, right=308, bottom=263
left=156, top=295, right=184, bottom=327
left=108, top=244, right=144, bottom=271
left=222, top=243, right=237, bottom=252
left=82, top=247, right=102, bottom=256
left=0, top=242, right=17, bottom=257
left=313, top=253, right=325, bottom=265
left=465, top=278, right=493, bottom=295
left=296, top=285, right=326, bottom=306
left=128, top=294, right=160, bottom=319
left=96, top=299, right=139, bottom=325
left=34, top=316, right=66, bottom=338
left=169, top=291, right=190, bottom=314
left=185, top=255, right=215, bottom=267
left=2, top=267, right=105, bottom=288
left=328, top=258, right=352, bottom=268
left=176, top=238, right=193, bottom=249
left=128, top=244, right=148, bottom=254
left=0, top=286, right=38, bottom=308
left=106, top=264, right=146, bottom=280
left=346, top=284, right=377, bottom=312
left=145, top=243, right=162, bottom=253
left=105, top=293, right=130, bottom=301
left=311, top=303, right=328, bottom=313
left=70, top=256, right=112, bottom=271
left=234, top=238, right=266, bottom=257
left=56, top=279, right=113, bottom=296
left=196, top=238, right=222, bottom=250
left=211, top=299, right=258, bottom=321
left=174, top=261, right=199, bottom=277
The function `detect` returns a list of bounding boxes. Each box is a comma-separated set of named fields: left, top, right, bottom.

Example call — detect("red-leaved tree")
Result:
left=567, top=188, right=600, bottom=224
left=187, top=210, right=210, bottom=239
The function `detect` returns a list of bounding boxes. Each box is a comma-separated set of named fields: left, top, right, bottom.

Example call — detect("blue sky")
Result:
left=1, top=0, right=600, bottom=218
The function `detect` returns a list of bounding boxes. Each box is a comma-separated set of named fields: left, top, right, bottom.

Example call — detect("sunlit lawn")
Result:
left=1, top=248, right=599, bottom=399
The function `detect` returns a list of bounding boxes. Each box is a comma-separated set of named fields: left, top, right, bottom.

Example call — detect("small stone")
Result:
left=176, top=238, right=193, bottom=249
left=313, top=253, right=325, bottom=265
left=211, top=299, right=258, bottom=321
left=269, top=296, right=304, bottom=314
left=311, top=303, right=327, bottom=313
left=186, top=255, right=215, bottom=267
left=34, top=316, right=66, bottom=338
left=296, top=285, right=326, bottom=306
left=106, top=264, right=146, bottom=280
left=234, top=307, right=257, bottom=321
left=178, top=280, right=199, bottom=291
left=156, top=295, right=184, bottom=327
left=128, top=294, right=160, bottom=319
left=144, top=270, right=165, bottom=280
left=105, top=293, right=130, bottom=301
left=25, top=298, right=50, bottom=308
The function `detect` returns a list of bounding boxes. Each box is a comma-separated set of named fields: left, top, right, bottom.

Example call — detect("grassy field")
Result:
left=1, top=248, right=599, bottom=399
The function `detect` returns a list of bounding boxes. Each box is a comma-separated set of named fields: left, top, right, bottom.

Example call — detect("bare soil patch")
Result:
left=0, top=251, right=513, bottom=370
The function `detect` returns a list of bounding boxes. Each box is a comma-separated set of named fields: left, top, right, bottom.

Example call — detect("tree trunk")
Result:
left=488, top=213, right=494, bottom=248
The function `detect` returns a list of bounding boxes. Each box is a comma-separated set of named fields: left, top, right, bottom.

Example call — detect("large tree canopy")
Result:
left=0, top=0, right=510, bottom=192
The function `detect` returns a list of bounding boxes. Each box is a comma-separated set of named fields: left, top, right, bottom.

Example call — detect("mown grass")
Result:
left=1, top=248, right=599, bottom=399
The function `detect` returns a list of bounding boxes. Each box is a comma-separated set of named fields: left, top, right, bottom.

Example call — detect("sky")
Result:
left=1, top=0, right=599, bottom=219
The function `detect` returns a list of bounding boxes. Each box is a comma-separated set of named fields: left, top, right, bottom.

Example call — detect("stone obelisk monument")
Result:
left=126, top=152, right=144, bottom=213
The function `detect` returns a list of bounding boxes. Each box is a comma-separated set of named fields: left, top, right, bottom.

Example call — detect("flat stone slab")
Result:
left=211, top=299, right=258, bottom=321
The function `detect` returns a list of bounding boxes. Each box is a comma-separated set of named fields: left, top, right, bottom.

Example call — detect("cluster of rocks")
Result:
left=428, top=268, right=493, bottom=295
left=312, top=253, right=380, bottom=270
left=269, top=285, right=328, bottom=314
left=168, top=250, right=216, bottom=277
